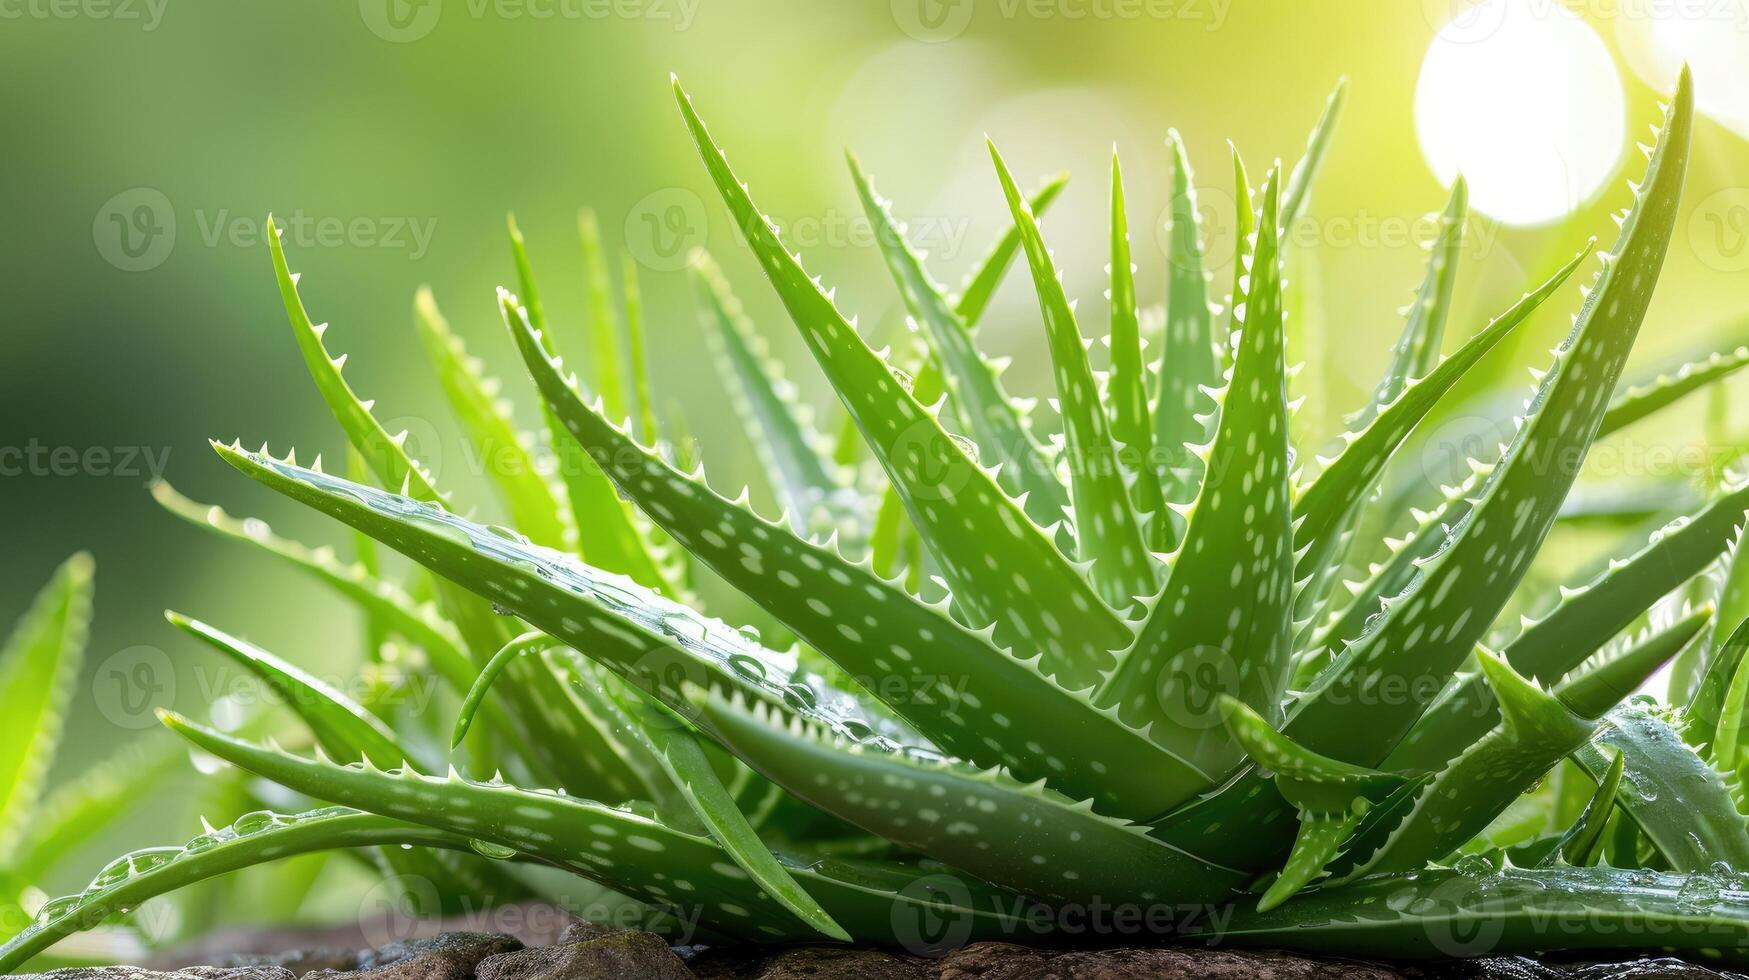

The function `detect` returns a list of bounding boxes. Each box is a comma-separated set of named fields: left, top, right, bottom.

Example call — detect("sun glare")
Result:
left=1415, top=0, right=1626, bottom=226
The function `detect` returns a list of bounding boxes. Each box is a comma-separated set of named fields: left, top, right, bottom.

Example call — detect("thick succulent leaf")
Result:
left=268, top=217, right=446, bottom=505
left=7, top=742, right=182, bottom=886
left=1285, top=72, right=1694, bottom=768
left=952, top=172, right=1068, bottom=323
left=1560, top=748, right=1623, bottom=866
left=546, top=410, right=679, bottom=596
left=1346, top=652, right=1599, bottom=877
left=1385, top=481, right=1749, bottom=771
left=1707, top=647, right=1749, bottom=770
left=414, top=287, right=570, bottom=549
left=150, top=482, right=479, bottom=697
left=1219, top=696, right=1401, bottom=815
left=591, top=684, right=849, bottom=941
left=1219, top=148, right=1257, bottom=343
left=1198, top=864, right=1749, bottom=960
left=1351, top=178, right=1469, bottom=427
left=1100, top=169, right=1295, bottom=770
left=849, top=155, right=1069, bottom=533
left=989, top=140, right=1154, bottom=606
left=674, top=79, right=1128, bottom=689
left=506, top=214, right=552, bottom=336
left=1293, top=242, right=1590, bottom=578
left=620, top=253, right=660, bottom=444
left=1260, top=810, right=1363, bottom=913
left=689, top=687, right=1247, bottom=907
left=1685, top=615, right=1749, bottom=752
left=501, top=311, right=1214, bottom=817
left=1602, top=343, right=1749, bottom=434
left=576, top=208, right=627, bottom=418
left=167, top=613, right=413, bottom=770
left=0, top=554, right=93, bottom=861
left=0, top=808, right=473, bottom=973
left=1279, top=78, right=1346, bottom=227
left=1554, top=608, right=1711, bottom=718
left=1573, top=702, right=1749, bottom=871
left=1106, top=151, right=1168, bottom=548
left=692, top=250, right=859, bottom=536
left=1152, top=131, right=1220, bottom=501
left=213, top=442, right=917, bottom=752
left=160, top=714, right=1027, bottom=943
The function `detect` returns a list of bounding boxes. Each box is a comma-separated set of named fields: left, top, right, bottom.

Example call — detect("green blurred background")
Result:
left=3, top=0, right=1748, bottom=932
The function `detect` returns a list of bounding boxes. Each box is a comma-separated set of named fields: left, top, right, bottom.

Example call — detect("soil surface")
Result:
left=12, top=907, right=1745, bottom=980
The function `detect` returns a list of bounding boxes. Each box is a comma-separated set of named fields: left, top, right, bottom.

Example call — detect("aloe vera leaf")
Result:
left=1219, top=696, right=1402, bottom=815
left=1684, top=616, right=1749, bottom=751
left=590, top=684, right=849, bottom=942
left=0, top=554, right=93, bottom=862
left=1106, top=151, right=1168, bottom=548
left=268, top=217, right=446, bottom=505
left=1351, top=178, right=1469, bottom=429
left=1349, top=652, right=1599, bottom=877
left=1219, top=146, right=1257, bottom=345
left=1283, top=72, right=1694, bottom=768
left=951, top=172, right=1068, bottom=323
left=1574, top=702, right=1749, bottom=871
left=213, top=442, right=920, bottom=753
left=988, top=140, right=1154, bottom=606
left=1152, top=131, right=1220, bottom=504
left=1712, top=646, right=1749, bottom=768
left=673, top=80, right=1129, bottom=689
left=1553, top=608, right=1711, bottom=718
left=453, top=631, right=550, bottom=749
left=1293, top=240, right=1589, bottom=577
left=149, top=481, right=480, bottom=697
left=1560, top=748, right=1625, bottom=866
left=1200, top=864, right=1749, bottom=960
left=1602, top=343, right=1749, bottom=434
left=160, top=714, right=1024, bottom=943
left=692, top=251, right=859, bottom=535
left=577, top=208, right=627, bottom=419
left=1384, top=481, right=1749, bottom=771
left=1260, top=810, right=1364, bottom=912
left=473, top=325, right=1218, bottom=818
left=0, top=808, right=477, bottom=973
left=619, top=253, right=660, bottom=444
left=1280, top=78, right=1346, bottom=227
left=1099, top=169, right=1295, bottom=770
left=166, top=613, right=412, bottom=769
left=414, top=287, right=571, bottom=550
left=848, top=154, right=1070, bottom=531
left=449, top=634, right=655, bottom=804
left=8, top=742, right=182, bottom=886
left=158, top=713, right=803, bottom=936
left=507, top=214, right=551, bottom=337
left=689, top=686, right=1247, bottom=907
left=546, top=411, right=680, bottom=595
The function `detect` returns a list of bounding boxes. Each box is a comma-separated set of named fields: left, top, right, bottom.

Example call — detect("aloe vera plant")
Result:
left=16, top=65, right=1749, bottom=969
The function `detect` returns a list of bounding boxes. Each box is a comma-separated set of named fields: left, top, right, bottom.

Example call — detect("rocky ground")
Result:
left=11, top=913, right=1745, bottom=979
